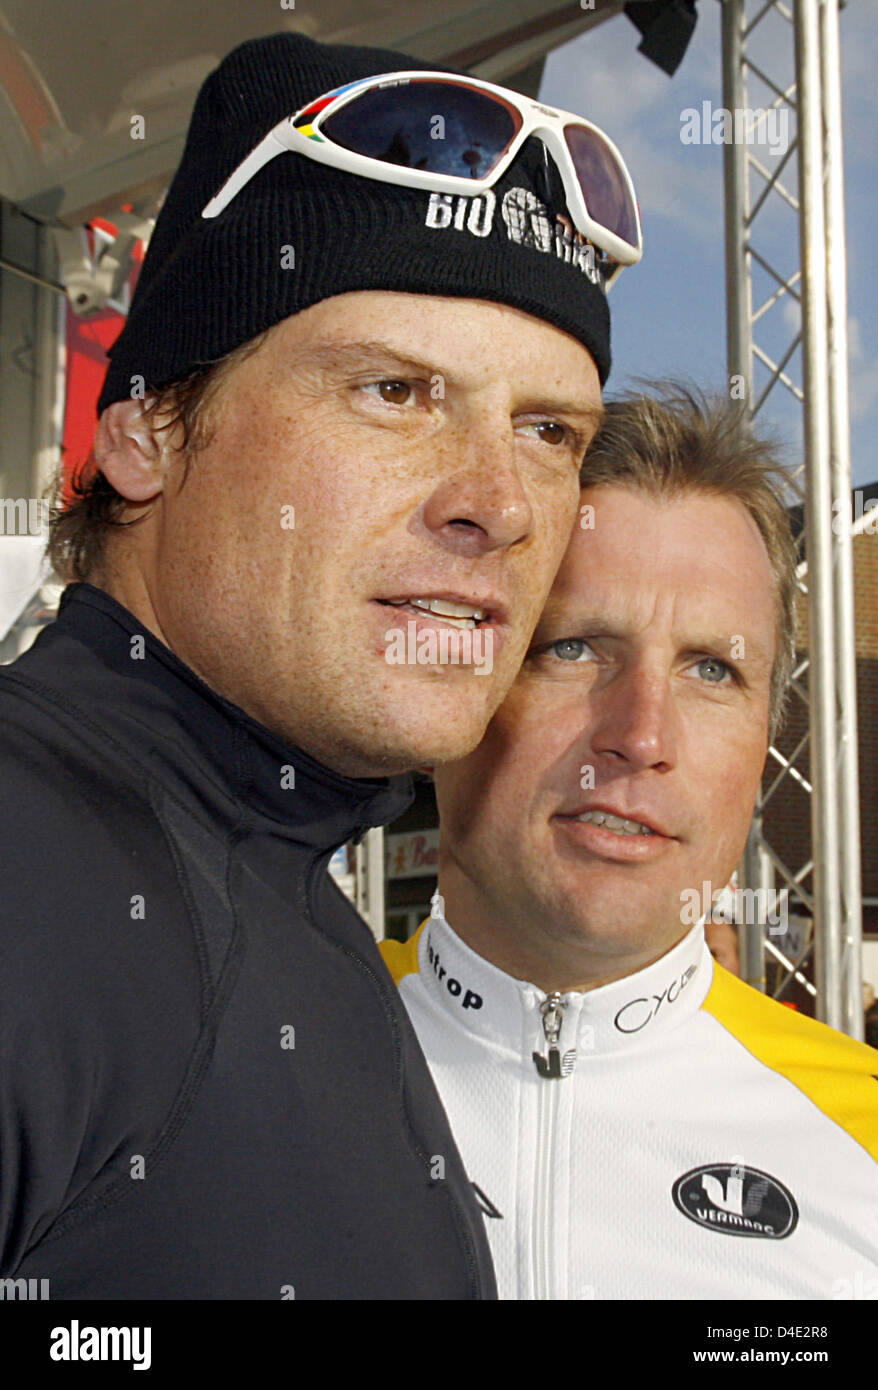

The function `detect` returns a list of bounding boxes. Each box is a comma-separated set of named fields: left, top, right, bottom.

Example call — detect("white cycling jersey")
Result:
left=380, top=907, right=878, bottom=1301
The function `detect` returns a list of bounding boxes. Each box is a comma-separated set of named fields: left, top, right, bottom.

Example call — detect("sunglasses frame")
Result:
left=202, top=71, right=642, bottom=284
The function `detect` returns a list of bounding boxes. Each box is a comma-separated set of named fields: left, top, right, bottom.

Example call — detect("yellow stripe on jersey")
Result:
left=379, top=920, right=427, bottom=985
left=704, top=964, right=878, bottom=1161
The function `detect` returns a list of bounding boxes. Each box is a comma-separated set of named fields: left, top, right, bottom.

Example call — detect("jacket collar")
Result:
left=46, top=583, right=413, bottom=847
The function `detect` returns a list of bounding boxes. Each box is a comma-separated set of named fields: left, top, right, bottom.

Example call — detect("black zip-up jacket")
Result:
left=0, top=584, right=497, bottom=1299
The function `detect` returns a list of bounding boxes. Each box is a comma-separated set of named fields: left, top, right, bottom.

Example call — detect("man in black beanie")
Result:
left=0, top=31, right=629, bottom=1299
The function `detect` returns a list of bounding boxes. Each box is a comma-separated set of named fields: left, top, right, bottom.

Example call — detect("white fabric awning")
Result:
left=0, top=1, right=622, bottom=226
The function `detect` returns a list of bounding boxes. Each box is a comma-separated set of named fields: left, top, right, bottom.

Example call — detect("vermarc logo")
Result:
left=672, top=1162, right=799, bottom=1239
left=614, top=963, right=699, bottom=1034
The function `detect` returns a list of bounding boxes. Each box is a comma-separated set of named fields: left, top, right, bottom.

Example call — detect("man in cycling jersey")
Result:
left=381, top=385, right=878, bottom=1300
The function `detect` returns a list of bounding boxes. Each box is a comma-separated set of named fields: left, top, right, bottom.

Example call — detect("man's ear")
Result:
left=94, top=398, right=169, bottom=502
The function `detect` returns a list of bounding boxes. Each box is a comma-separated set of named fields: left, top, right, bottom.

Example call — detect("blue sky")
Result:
left=540, top=0, right=877, bottom=489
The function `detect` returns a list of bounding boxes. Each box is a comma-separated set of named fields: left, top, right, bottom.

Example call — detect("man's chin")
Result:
left=306, top=699, right=500, bottom=781
left=527, top=872, right=689, bottom=955
left=377, top=686, right=504, bottom=766
left=356, top=730, right=494, bottom=781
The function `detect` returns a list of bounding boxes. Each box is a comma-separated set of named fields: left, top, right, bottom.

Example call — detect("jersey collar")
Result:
left=416, top=903, right=713, bottom=1062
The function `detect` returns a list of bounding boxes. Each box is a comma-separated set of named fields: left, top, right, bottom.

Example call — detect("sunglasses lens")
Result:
left=563, top=123, right=639, bottom=249
left=318, top=79, right=521, bottom=180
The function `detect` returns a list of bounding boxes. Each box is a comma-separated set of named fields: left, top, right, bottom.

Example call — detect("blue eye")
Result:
left=697, top=657, right=729, bottom=683
left=551, top=638, right=594, bottom=662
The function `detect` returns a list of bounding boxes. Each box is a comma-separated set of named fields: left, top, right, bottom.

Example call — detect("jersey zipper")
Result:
left=532, top=991, right=567, bottom=1077
left=531, top=993, right=566, bottom=1299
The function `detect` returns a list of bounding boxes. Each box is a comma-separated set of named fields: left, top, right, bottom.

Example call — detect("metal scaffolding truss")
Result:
left=721, top=0, right=863, bottom=1036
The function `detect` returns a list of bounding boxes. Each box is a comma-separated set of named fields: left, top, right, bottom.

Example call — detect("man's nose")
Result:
left=418, top=430, right=536, bottom=557
left=590, top=665, right=677, bottom=773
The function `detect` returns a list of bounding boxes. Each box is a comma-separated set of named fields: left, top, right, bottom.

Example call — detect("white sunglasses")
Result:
left=202, top=70, right=643, bottom=287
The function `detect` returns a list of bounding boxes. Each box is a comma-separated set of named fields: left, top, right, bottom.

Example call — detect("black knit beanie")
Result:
left=98, top=31, right=613, bottom=413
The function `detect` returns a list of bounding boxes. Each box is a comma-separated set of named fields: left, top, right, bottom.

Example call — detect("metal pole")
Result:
left=723, top=0, right=772, bottom=989
left=722, top=0, right=752, bottom=396
left=367, top=826, right=386, bottom=940
left=355, top=827, right=386, bottom=941
left=32, top=226, right=65, bottom=503
left=819, top=0, right=863, bottom=1038
left=794, top=0, right=842, bottom=1027
left=740, top=828, right=768, bottom=991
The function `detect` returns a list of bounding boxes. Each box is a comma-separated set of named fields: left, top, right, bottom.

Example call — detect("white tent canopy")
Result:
left=0, top=0, right=622, bottom=226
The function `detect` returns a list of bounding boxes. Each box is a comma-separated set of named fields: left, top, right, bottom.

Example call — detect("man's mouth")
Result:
left=557, top=803, right=674, bottom=839
left=376, top=596, right=494, bottom=631
left=574, top=810, right=657, bottom=838
left=552, top=805, right=676, bottom=862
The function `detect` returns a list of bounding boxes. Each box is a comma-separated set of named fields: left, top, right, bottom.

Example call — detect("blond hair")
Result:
left=580, top=383, right=799, bottom=739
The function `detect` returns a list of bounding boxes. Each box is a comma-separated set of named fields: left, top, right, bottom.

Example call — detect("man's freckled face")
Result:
left=433, top=485, right=777, bottom=966
left=144, top=291, right=602, bottom=776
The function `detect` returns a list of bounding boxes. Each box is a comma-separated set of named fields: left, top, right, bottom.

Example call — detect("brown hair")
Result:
left=48, top=332, right=269, bottom=583
left=579, top=383, right=800, bottom=740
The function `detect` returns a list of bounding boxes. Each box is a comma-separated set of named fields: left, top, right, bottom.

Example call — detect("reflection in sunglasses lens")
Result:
left=320, top=80, right=521, bottom=179
left=564, top=124, right=639, bottom=248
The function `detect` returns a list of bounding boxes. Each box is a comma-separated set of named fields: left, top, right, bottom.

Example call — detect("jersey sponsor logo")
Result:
left=613, top=963, right=699, bottom=1034
left=672, top=1163, right=799, bottom=1239
left=426, top=934, right=483, bottom=1010
left=532, top=1048, right=577, bottom=1079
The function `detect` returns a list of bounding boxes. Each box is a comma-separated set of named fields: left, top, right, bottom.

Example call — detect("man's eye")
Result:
left=694, top=657, right=731, bottom=684
left=520, top=420, right=568, bottom=445
left=549, top=638, right=596, bottom=662
left=365, top=380, right=413, bottom=405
